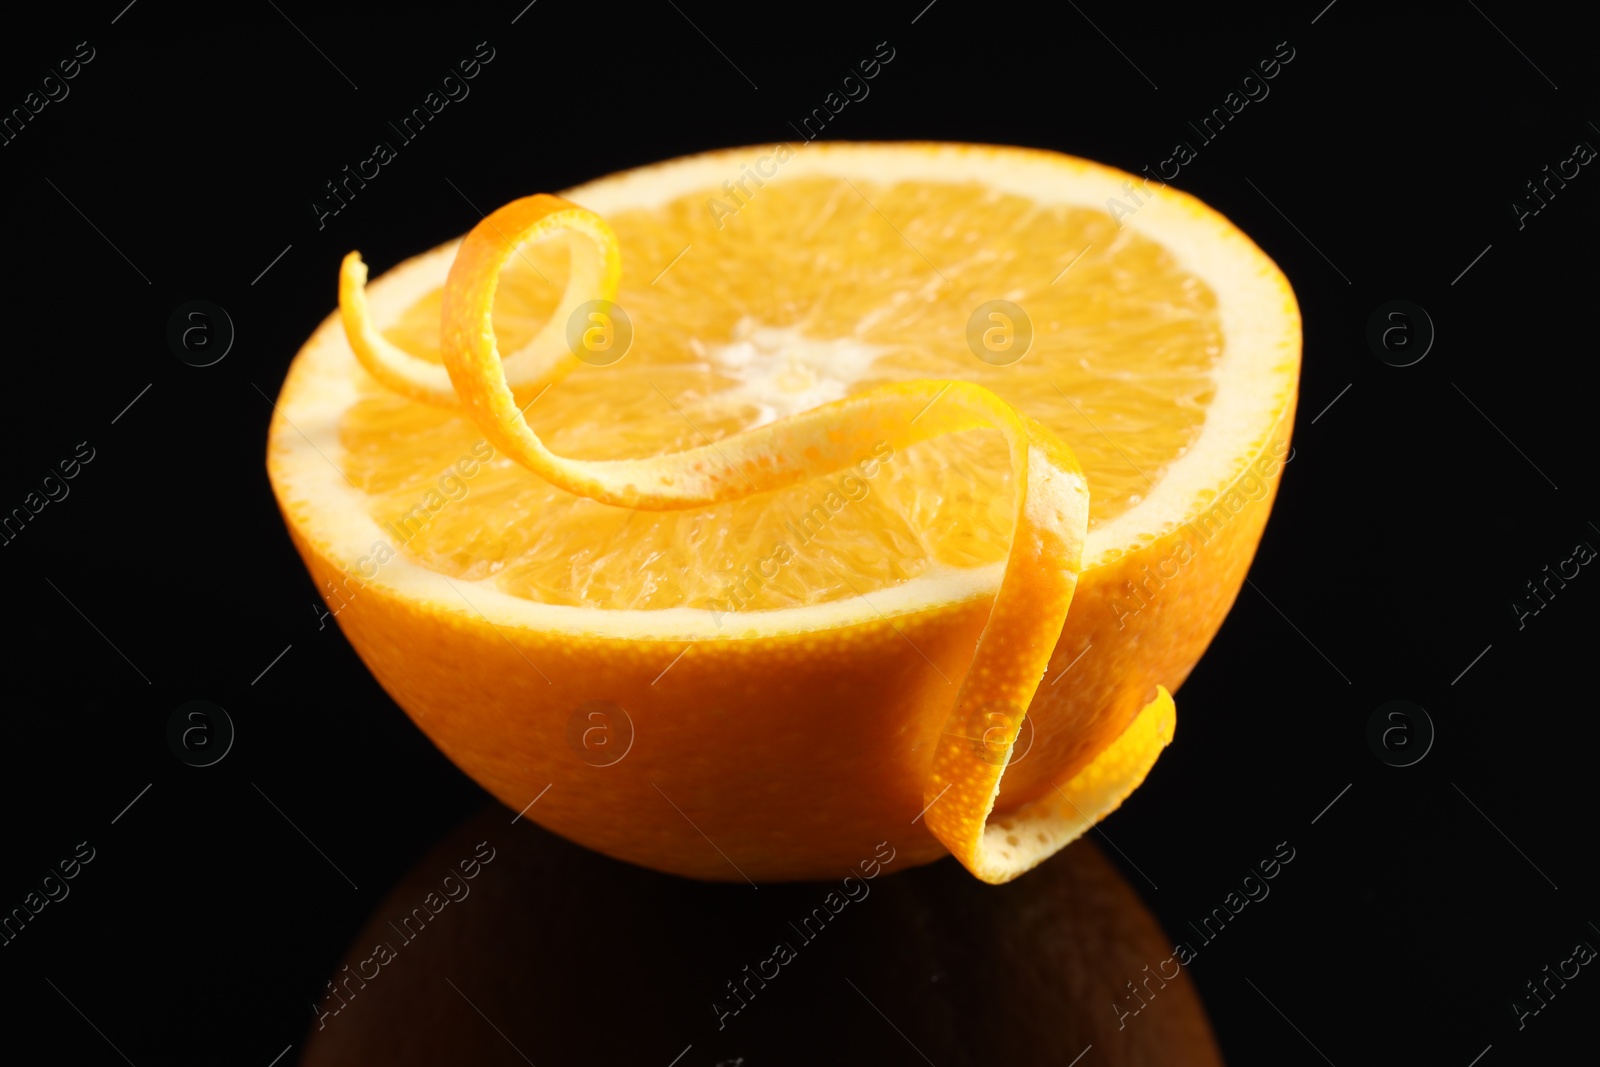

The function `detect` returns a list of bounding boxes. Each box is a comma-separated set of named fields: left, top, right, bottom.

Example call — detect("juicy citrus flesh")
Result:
left=269, top=143, right=1299, bottom=884
left=344, top=177, right=1220, bottom=611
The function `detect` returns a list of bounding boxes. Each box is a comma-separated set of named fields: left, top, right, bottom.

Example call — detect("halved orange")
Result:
left=267, top=143, right=1299, bottom=884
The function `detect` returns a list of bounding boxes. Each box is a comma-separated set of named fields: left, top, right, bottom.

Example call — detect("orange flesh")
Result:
left=340, top=177, right=1221, bottom=611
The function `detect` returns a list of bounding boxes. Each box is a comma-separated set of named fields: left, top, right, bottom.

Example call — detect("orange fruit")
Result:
left=266, top=143, right=1299, bottom=884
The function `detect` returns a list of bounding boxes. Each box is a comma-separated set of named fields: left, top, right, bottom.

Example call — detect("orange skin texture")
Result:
left=275, top=382, right=1293, bottom=882
left=290, top=514, right=1010, bottom=880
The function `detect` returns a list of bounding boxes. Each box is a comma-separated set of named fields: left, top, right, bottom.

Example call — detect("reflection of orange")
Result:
left=301, top=807, right=1225, bottom=1065
left=267, top=144, right=1300, bottom=883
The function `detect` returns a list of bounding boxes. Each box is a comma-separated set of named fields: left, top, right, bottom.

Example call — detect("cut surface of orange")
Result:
left=267, top=143, right=1300, bottom=884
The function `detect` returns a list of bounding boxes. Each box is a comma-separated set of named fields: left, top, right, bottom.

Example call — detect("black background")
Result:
left=1, top=1, right=1595, bottom=1064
